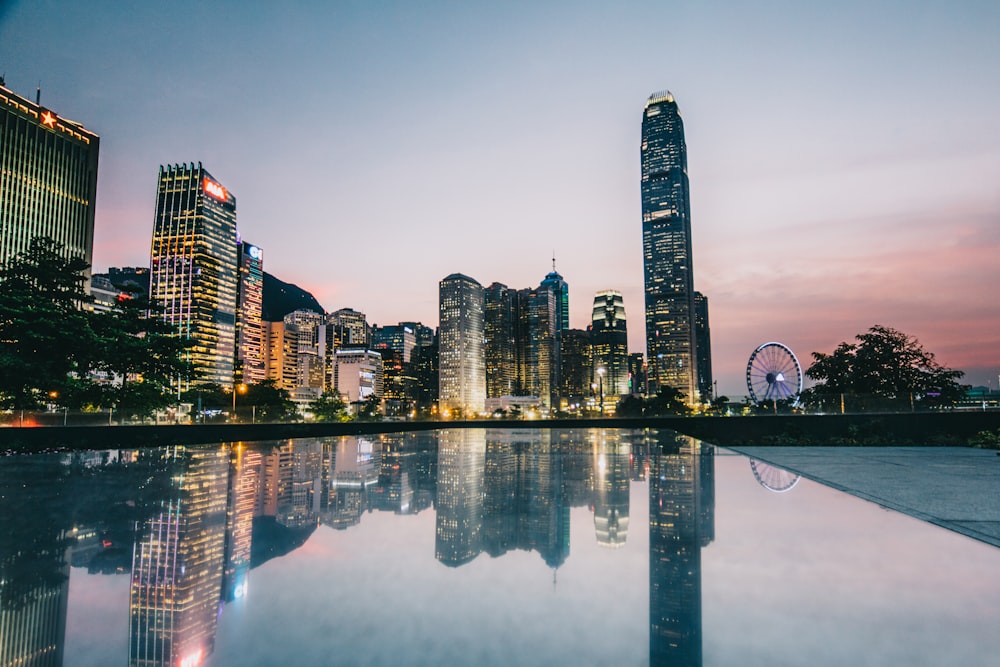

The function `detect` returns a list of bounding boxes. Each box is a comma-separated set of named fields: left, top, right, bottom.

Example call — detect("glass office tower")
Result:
left=0, top=80, right=99, bottom=272
left=590, top=290, right=629, bottom=397
left=641, top=91, right=698, bottom=400
left=150, top=163, right=238, bottom=390
left=236, top=241, right=265, bottom=383
left=438, top=273, right=486, bottom=416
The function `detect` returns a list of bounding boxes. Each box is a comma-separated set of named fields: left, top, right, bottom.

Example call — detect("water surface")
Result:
left=1, top=428, right=997, bottom=666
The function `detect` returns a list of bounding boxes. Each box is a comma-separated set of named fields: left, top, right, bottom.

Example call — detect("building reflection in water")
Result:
left=223, top=445, right=261, bottom=603
left=321, top=437, right=381, bottom=530
left=0, top=533, right=69, bottom=667
left=2, top=429, right=720, bottom=666
left=128, top=445, right=230, bottom=667
left=592, top=430, right=630, bottom=548
left=435, top=429, right=574, bottom=571
left=259, top=440, right=322, bottom=529
left=435, top=429, right=486, bottom=566
left=648, top=435, right=715, bottom=667
left=483, top=429, right=569, bottom=569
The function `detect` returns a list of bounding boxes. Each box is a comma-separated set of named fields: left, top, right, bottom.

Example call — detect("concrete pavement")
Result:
left=725, top=446, right=1000, bottom=549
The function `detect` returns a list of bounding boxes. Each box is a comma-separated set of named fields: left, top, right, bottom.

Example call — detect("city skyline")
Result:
left=2, top=2, right=998, bottom=395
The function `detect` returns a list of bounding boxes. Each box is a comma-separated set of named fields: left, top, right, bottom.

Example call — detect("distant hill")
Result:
left=262, top=272, right=324, bottom=321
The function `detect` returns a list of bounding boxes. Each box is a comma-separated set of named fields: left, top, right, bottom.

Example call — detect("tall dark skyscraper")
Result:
left=693, top=291, right=713, bottom=400
left=1, top=81, right=99, bottom=273
left=149, top=163, right=238, bottom=389
left=539, top=262, right=568, bottom=403
left=641, top=91, right=699, bottom=400
left=484, top=282, right=516, bottom=398
left=539, top=259, right=569, bottom=333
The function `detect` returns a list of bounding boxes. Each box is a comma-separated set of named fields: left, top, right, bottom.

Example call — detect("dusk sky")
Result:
left=2, top=1, right=998, bottom=396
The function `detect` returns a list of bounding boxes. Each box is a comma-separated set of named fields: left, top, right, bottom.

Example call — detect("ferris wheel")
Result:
left=749, top=459, right=801, bottom=493
left=746, top=342, right=803, bottom=403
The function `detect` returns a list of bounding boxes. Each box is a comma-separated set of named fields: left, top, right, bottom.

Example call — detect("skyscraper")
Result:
left=438, top=273, right=486, bottom=416
left=558, top=328, right=592, bottom=400
left=235, top=241, right=265, bottom=383
left=641, top=91, right=699, bottom=400
left=483, top=282, right=516, bottom=398
left=514, top=286, right=556, bottom=408
left=590, top=290, right=629, bottom=397
left=694, top=291, right=713, bottom=400
left=539, top=263, right=568, bottom=403
left=150, top=163, right=238, bottom=389
left=0, top=81, right=99, bottom=272
left=539, top=259, right=569, bottom=333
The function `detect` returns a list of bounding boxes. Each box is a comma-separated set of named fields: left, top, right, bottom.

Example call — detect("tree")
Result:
left=357, top=394, right=383, bottom=421
left=243, top=380, right=298, bottom=422
left=615, top=394, right=645, bottom=418
left=804, top=325, right=967, bottom=409
left=613, top=388, right=690, bottom=417
left=0, top=237, right=96, bottom=408
left=89, top=292, right=195, bottom=419
left=644, top=387, right=690, bottom=416
left=706, top=395, right=730, bottom=415
left=310, top=391, right=350, bottom=422
left=180, top=384, right=229, bottom=412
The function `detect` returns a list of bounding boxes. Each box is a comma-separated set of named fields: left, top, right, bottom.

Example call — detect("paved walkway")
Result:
left=725, top=446, right=1000, bottom=549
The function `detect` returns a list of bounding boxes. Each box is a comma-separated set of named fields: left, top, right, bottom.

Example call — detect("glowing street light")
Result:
left=232, top=383, right=248, bottom=420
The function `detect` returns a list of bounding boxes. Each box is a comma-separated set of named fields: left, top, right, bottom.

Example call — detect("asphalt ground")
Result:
left=724, top=446, right=1000, bottom=549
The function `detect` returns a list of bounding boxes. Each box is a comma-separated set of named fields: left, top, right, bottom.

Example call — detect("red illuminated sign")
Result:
left=40, top=110, right=57, bottom=128
left=202, top=177, right=227, bottom=202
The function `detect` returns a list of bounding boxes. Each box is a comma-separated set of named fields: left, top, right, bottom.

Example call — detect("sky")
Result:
left=2, top=0, right=998, bottom=396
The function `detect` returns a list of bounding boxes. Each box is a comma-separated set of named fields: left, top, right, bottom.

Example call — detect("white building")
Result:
left=439, top=273, right=486, bottom=417
left=332, top=349, right=383, bottom=405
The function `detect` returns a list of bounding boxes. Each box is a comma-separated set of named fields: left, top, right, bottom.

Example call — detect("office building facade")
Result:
left=0, top=81, right=99, bottom=272
left=438, top=273, right=486, bottom=416
left=641, top=91, right=699, bottom=400
left=694, top=291, right=713, bottom=400
left=149, top=163, right=238, bottom=389
left=236, top=241, right=265, bottom=383
left=539, top=265, right=568, bottom=402
left=590, top=290, right=629, bottom=397
left=558, top=328, right=592, bottom=400
left=483, top=282, right=517, bottom=398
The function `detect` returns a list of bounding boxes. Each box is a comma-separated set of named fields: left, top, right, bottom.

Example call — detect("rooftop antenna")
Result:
left=0, top=72, right=6, bottom=87
left=36, top=81, right=40, bottom=105
left=552, top=251, right=556, bottom=272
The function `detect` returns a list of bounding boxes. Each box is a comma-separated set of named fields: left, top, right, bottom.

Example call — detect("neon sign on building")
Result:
left=202, top=177, right=227, bottom=202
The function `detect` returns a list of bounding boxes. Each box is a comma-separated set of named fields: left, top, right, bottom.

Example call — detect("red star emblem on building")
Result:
left=40, top=111, right=57, bottom=128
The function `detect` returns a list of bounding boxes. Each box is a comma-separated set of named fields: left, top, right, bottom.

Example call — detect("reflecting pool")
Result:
left=1, top=428, right=998, bottom=666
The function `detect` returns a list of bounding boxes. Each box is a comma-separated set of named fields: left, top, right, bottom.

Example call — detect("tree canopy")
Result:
left=309, top=391, right=350, bottom=422
left=0, top=236, right=193, bottom=416
left=804, top=325, right=967, bottom=409
left=0, top=237, right=96, bottom=408
left=615, top=387, right=690, bottom=417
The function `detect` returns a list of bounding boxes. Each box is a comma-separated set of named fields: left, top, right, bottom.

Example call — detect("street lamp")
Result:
left=597, top=367, right=606, bottom=415
left=232, top=383, right=248, bottom=421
